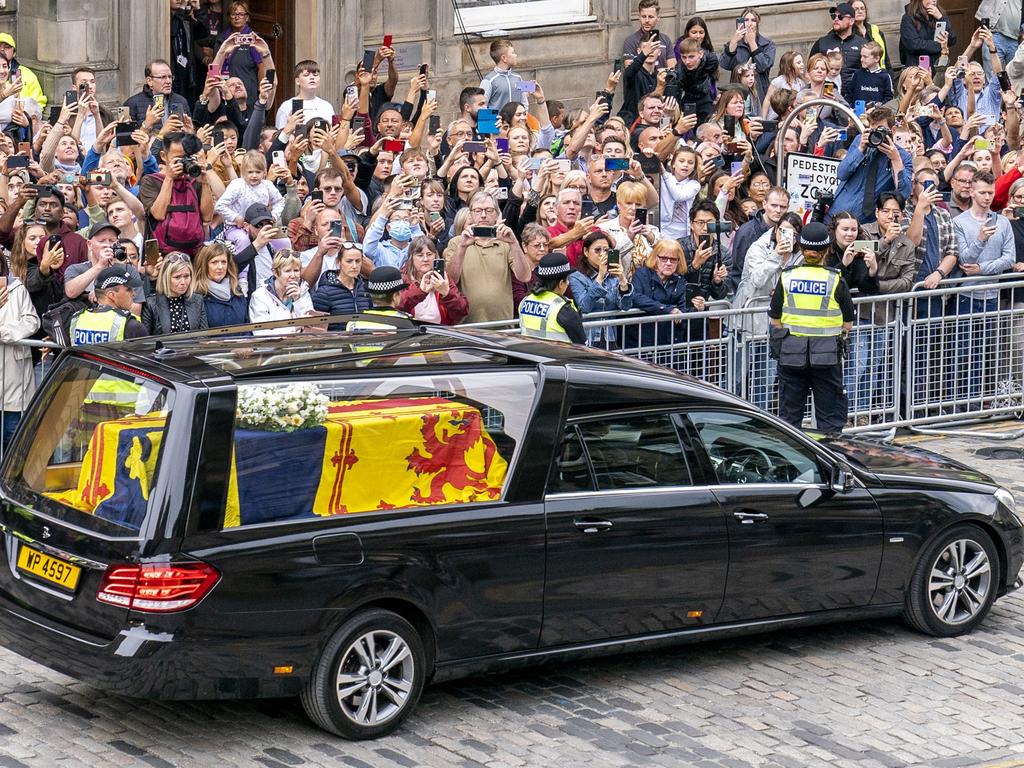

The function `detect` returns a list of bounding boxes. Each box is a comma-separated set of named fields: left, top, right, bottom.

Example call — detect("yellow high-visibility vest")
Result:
left=779, top=265, right=843, bottom=337
left=519, top=290, right=574, bottom=343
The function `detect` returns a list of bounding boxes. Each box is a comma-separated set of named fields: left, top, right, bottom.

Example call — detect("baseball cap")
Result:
left=244, top=202, right=274, bottom=227
left=830, top=3, right=855, bottom=17
left=88, top=219, right=121, bottom=239
left=0, top=34, right=15, bottom=49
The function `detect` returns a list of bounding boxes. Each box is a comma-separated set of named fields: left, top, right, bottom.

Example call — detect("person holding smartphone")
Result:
left=568, top=231, right=633, bottom=347
left=720, top=8, right=776, bottom=102
left=898, top=0, right=954, bottom=70
left=250, top=251, right=321, bottom=334
left=0, top=246, right=39, bottom=450
left=946, top=28, right=1005, bottom=131
left=397, top=236, right=469, bottom=325
left=122, top=59, right=190, bottom=126
left=952, top=171, right=1017, bottom=405
left=363, top=197, right=425, bottom=269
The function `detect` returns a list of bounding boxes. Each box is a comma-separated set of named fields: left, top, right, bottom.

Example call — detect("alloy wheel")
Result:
left=928, top=538, right=992, bottom=626
left=335, top=630, right=415, bottom=726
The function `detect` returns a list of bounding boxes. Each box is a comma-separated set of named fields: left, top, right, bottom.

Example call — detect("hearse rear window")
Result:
left=2, top=357, right=174, bottom=533
left=224, top=372, right=536, bottom=528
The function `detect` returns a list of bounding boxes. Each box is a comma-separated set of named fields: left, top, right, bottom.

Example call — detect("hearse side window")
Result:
left=2, top=357, right=174, bottom=533
left=225, top=372, right=536, bottom=528
left=688, top=411, right=823, bottom=485
left=549, top=413, right=692, bottom=493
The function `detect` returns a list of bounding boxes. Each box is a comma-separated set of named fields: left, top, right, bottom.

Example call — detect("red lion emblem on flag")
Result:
left=406, top=410, right=500, bottom=504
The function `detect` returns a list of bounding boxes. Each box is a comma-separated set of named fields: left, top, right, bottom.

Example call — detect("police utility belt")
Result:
left=770, top=266, right=844, bottom=367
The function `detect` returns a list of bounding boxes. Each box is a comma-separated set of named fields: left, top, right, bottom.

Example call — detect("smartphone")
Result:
left=852, top=240, right=879, bottom=253
left=581, top=196, right=597, bottom=217
left=310, top=189, right=324, bottom=204
left=919, top=55, right=930, bottom=70
left=736, top=16, right=746, bottom=28
left=17, top=141, right=30, bottom=156
left=210, top=128, right=225, bottom=147
left=419, top=63, right=429, bottom=76
left=432, top=257, right=445, bottom=276
left=496, top=138, right=509, bottom=153
left=64, top=90, right=77, bottom=107
left=649, top=28, right=660, bottom=42
left=1014, top=207, right=1024, bottom=219
left=981, top=17, right=991, bottom=28
left=88, top=171, right=112, bottom=186
left=975, top=138, right=992, bottom=150
left=47, top=234, right=62, bottom=250
left=428, top=114, right=441, bottom=134
left=934, top=20, right=946, bottom=38
left=143, top=239, right=160, bottom=267
left=700, top=233, right=713, bottom=250
left=291, top=97, right=303, bottom=115
left=115, top=131, right=139, bottom=147
left=262, top=70, right=274, bottom=87
left=525, top=157, right=543, bottom=171
left=854, top=99, right=866, bottom=116
left=495, top=186, right=509, bottom=200
left=683, top=102, right=697, bottom=116
left=730, top=161, right=744, bottom=176
left=329, top=220, right=343, bottom=238
left=603, top=157, right=629, bottom=171
left=153, top=94, right=165, bottom=111
left=607, top=249, right=620, bottom=267
left=208, top=63, right=221, bottom=78
left=429, top=211, right=443, bottom=223
left=5, top=155, right=28, bottom=169
left=724, top=141, right=742, bottom=153
left=923, top=179, right=936, bottom=191
left=999, top=71, right=1012, bottom=92
left=778, top=230, right=793, bottom=250
left=517, top=80, right=537, bottom=93
left=426, top=89, right=437, bottom=103
left=383, top=34, right=393, bottom=48
left=614, top=59, right=623, bottom=73
left=552, top=158, right=571, bottom=174
left=272, top=150, right=286, bottom=167
left=361, top=49, right=376, bottom=73
left=47, top=106, right=61, bottom=126
left=344, top=84, right=357, bottom=103
left=168, top=102, right=183, bottom=117
left=463, top=140, right=487, bottom=153
left=383, top=139, right=405, bottom=153
left=477, top=108, right=497, bottom=125
left=472, top=226, right=497, bottom=238
left=635, top=207, right=649, bottom=225
left=823, top=81, right=835, bottom=97
left=836, top=129, right=848, bottom=142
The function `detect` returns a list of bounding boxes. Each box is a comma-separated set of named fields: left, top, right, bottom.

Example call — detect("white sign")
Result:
left=784, top=152, right=840, bottom=222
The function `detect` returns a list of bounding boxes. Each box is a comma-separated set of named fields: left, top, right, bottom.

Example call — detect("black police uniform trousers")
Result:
left=777, top=361, right=848, bottom=436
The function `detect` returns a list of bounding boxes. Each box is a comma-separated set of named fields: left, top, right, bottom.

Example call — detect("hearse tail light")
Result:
left=97, top=562, right=220, bottom=612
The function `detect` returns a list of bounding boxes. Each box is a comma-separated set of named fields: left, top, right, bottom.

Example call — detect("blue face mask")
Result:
left=389, top=220, right=413, bottom=242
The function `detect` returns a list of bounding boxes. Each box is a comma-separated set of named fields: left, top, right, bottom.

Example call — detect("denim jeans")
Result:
left=982, top=32, right=1021, bottom=79
left=1, top=411, right=21, bottom=455
left=844, top=320, right=888, bottom=413
left=748, top=341, right=778, bottom=412
left=955, top=296, right=999, bottom=404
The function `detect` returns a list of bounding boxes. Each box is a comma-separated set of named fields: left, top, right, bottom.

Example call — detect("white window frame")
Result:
left=453, top=0, right=594, bottom=34
left=695, top=0, right=791, bottom=10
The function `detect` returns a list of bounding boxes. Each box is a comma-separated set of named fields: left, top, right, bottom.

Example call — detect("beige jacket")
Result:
left=0, top=279, right=40, bottom=411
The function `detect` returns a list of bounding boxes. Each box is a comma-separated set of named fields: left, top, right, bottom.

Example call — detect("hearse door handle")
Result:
left=734, top=511, right=769, bottom=524
left=574, top=518, right=613, bottom=534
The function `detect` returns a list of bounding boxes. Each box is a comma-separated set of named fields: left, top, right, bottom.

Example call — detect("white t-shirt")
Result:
left=274, top=96, right=335, bottom=129
left=300, top=245, right=339, bottom=283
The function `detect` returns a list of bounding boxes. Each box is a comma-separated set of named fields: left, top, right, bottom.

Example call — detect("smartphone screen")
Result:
left=291, top=97, right=303, bottom=114
left=383, top=139, right=405, bottom=153
left=472, top=226, right=497, bottom=238
left=428, top=114, right=441, bottom=134
left=607, top=249, right=620, bottom=267
left=265, top=69, right=275, bottom=85
left=604, top=157, right=629, bottom=171
left=329, top=220, right=343, bottom=238
left=463, top=141, right=487, bottom=154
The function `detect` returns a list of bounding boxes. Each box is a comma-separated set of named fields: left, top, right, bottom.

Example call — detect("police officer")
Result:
left=346, top=266, right=414, bottom=331
left=518, top=252, right=586, bottom=344
left=767, top=222, right=854, bottom=436
left=68, top=266, right=149, bottom=345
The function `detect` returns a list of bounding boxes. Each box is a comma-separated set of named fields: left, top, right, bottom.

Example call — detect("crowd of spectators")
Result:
left=2, top=0, right=1024, bottom=446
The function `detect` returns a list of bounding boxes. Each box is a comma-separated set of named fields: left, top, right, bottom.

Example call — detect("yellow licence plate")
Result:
left=17, top=545, right=81, bottom=591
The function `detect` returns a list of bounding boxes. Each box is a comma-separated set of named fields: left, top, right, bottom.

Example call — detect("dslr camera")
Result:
left=706, top=220, right=734, bottom=235
left=867, top=127, right=892, bottom=148
left=179, top=155, right=203, bottom=179
left=812, top=193, right=834, bottom=223
left=111, top=243, right=128, bottom=262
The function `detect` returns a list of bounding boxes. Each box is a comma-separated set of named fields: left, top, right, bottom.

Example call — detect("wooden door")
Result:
left=235, top=0, right=294, bottom=113
left=942, top=0, right=982, bottom=59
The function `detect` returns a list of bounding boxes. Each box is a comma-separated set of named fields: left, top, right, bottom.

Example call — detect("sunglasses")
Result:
left=340, top=241, right=363, bottom=251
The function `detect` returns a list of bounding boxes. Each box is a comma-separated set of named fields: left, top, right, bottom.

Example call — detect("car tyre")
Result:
left=904, top=524, right=999, bottom=637
left=301, top=609, right=426, bottom=739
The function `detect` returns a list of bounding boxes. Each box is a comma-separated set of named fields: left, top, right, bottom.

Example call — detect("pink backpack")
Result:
left=150, top=173, right=204, bottom=256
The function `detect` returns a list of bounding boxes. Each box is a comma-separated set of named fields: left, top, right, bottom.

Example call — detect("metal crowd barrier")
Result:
left=0, top=277, right=1021, bottom=466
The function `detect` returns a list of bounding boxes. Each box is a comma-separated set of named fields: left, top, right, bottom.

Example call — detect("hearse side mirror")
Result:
left=831, top=464, right=855, bottom=494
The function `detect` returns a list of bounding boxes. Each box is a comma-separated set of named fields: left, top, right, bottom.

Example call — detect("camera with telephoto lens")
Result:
left=179, top=155, right=203, bottom=179
left=706, top=220, right=734, bottom=235
left=812, top=193, right=834, bottom=223
left=111, top=243, right=127, bottom=262
left=868, top=127, right=892, bottom=148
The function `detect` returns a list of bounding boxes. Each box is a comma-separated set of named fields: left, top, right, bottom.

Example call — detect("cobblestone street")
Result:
left=2, top=426, right=1024, bottom=768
